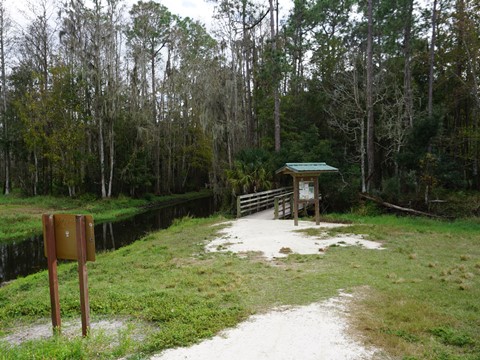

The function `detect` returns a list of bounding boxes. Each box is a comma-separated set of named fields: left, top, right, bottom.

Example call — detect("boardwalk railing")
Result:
left=273, top=192, right=294, bottom=219
left=236, top=187, right=293, bottom=218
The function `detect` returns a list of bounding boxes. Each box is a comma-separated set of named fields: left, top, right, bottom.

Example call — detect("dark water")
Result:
left=0, top=196, right=215, bottom=284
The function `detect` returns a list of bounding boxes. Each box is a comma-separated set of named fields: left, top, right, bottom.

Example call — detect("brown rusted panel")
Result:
left=43, top=214, right=95, bottom=262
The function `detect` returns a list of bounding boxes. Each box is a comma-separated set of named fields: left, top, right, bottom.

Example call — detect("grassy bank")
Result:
left=0, top=190, right=212, bottom=244
left=0, top=215, right=479, bottom=359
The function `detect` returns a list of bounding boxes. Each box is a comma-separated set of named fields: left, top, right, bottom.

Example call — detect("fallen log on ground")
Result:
left=359, top=193, right=446, bottom=219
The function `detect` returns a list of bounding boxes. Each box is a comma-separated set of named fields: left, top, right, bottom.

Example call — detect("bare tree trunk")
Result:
left=92, top=0, right=107, bottom=198
left=403, top=0, right=414, bottom=128
left=151, top=53, right=157, bottom=124
left=361, top=112, right=367, bottom=193
left=242, top=3, right=254, bottom=146
left=252, top=35, right=259, bottom=146
left=99, top=116, right=107, bottom=198
left=106, top=0, right=120, bottom=198
left=269, top=0, right=281, bottom=152
left=275, top=0, right=281, bottom=149
left=473, top=107, right=478, bottom=189
left=366, top=0, right=375, bottom=192
left=351, top=63, right=367, bottom=193
left=33, top=148, right=38, bottom=196
left=273, top=82, right=281, bottom=152
left=152, top=49, right=162, bottom=194
left=0, top=1, right=9, bottom=195
left=228, top=40, right=236, bottom=168
left=462, top=21, right=480, bottom=189
left=232, top=41, right=239, bottom=156
left=428, top=0, right=437, bottom=118
left=108, top=121, right=114, bottom=197
left=246, top=53, right=254, bottom=145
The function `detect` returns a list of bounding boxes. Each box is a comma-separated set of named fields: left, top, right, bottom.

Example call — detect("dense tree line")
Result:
left=0, top=0, right=479, bottom=212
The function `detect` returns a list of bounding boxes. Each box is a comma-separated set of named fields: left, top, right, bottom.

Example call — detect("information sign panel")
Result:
left=299, top=181, right=315, bottom=201
left=43, top=214, right=95, bottom=262
left=42, top=214, right=95, bottom=337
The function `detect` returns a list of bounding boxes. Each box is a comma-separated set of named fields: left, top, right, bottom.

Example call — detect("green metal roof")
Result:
left=276, top=162, right=339, bottom=175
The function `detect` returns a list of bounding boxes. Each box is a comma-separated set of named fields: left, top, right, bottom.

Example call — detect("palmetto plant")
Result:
left=225, top=149, right=272, bottom=195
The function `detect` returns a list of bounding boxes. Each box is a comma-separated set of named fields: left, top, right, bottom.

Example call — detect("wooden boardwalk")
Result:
left=243, top=208, right=277, bottom=220
left=243, top=203, right=305, bottom=220
left=237, top=187, right=309, bottom=220
left=236, top=187, right=292, bottom=218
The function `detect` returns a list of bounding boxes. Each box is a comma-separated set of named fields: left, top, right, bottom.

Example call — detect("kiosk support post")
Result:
left=314, top=177, right=320, bottom=225
left=293, top=177, right=299, bottom=226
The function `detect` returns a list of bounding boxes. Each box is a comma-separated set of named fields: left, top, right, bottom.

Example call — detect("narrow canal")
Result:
left=0, top=196, right=216, bottom=284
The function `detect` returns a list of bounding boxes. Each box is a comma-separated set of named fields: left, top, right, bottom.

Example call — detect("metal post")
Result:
left=76, top=215, right=90, bottom=337
left=43, top=214, right=61, bottom=335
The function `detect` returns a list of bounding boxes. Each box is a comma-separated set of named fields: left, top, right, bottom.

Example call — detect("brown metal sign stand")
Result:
left=76, top=215, right=91, bottom=337
left=43, top=214, right=61, bottom=334
left=42, top=214, right=95, bottom=337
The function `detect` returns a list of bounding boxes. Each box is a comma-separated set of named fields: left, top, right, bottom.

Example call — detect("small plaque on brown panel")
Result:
left=43, top=214, right=95, bottom=261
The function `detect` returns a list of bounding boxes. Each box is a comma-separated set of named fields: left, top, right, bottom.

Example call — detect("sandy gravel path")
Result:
left=151, top=219, right=386, bottom=360
left=206, top=218, right=383, bottom=260
left=151, top=292, right=382, bottom=360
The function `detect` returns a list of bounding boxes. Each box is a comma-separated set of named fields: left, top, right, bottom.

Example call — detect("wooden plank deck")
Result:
left=243, top=208, right=277, bottom=220
left=243, top=203, right=304, bottom=220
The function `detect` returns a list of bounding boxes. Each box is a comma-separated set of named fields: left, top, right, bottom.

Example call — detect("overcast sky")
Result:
left=7, top=0, right=293, bottom=32
left=7, top=0, right=216, bottom=30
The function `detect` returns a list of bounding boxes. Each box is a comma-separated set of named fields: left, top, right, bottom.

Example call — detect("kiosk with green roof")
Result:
left=276, top=163, right=338, bottom=226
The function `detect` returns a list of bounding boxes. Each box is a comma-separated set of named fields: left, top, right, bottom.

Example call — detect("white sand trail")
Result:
left=151, top=293, right=383, bottom=360
left=206, top=218, right=383, bottom=260
left=151, top=219, right=387, bottom=360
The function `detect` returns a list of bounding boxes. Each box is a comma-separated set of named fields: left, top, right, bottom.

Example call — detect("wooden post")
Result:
left=43, top=214, right=61, bottom=335
left=314, top=177, right=320, bottom=225
left=293, top=176, right=299, bottom=226
left=236, top=196, right=241, bottom=218
left=76, top=215, right=90, bottom=337
left=274, top=196, right=279, bottom=219
left=289, top=195, right=293, bottom=219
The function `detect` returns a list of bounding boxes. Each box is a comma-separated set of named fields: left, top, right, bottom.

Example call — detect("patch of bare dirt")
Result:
left=2, top=317, right=152, bottom=346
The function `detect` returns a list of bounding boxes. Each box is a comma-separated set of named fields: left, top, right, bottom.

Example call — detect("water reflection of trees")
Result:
left=100, top=223, right=115, bottom=251
left=0, top=236, right=46, bottom=284
left=0, top=197, right=214, bottom=284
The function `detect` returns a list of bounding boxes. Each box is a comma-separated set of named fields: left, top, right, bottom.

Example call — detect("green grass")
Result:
left=0, top=190, right=212, bottom=244
left=0, top=214, right=479, bottom=359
